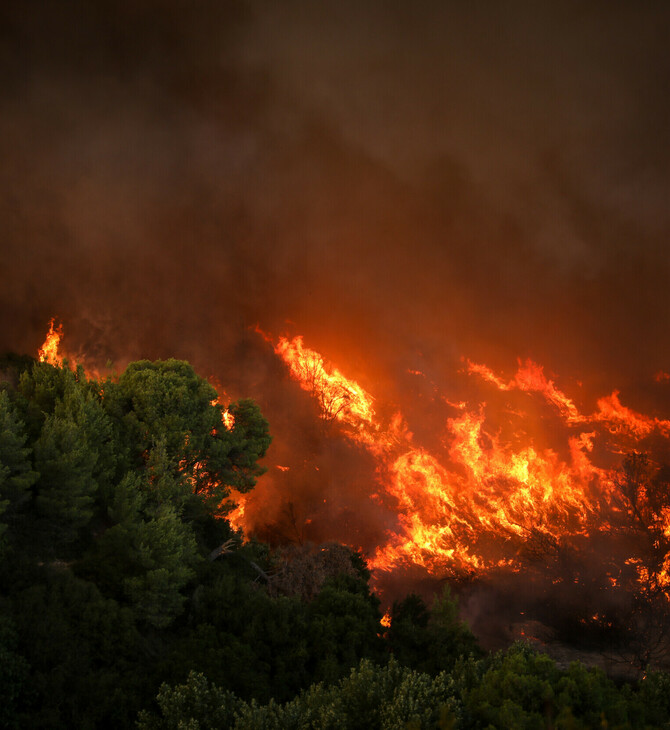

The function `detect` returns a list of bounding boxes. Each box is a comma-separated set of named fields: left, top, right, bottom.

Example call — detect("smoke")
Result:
left=2, top=1, right=670, bottom=624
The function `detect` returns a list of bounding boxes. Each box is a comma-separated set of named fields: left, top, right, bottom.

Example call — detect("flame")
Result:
left=227, top=501, right=245, bottom=532
left=34, top=320, right=670, bottom=599
left=38, top=318, right=64, bottom=366
left=595, top=391, right=670, bottom=438
left=221, top=408, right=235, bottom=431
left=262, top=333, right=670, bottom=585
left=36, top=319, right=104, bottom=380
left=209, top=388, right=236, bottom=432
left=275, top=336, right=376, bottom=429
left=468, top=358, right=583, bottom=423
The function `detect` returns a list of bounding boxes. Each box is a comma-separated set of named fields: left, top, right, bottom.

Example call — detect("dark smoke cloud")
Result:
left=1, top=2, right=669, bottom=585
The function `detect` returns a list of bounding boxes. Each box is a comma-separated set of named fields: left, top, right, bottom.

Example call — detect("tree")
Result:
left=307, top=572, right=386, bottom=683
left=137, top=671, right=240, bottom=730
left=139, top=659, right=461, bottom=730
left=0, top=354, right=281, bottom=726
left=388, top=588, right=482, bottom=676
left=609, top=452, right=670, bottom=670
left=0, top=610, right=30, bottom=729
left=14, top=363, right=117, bottom=553
left=387, top=593, right=432, bottom=671
left=10, top=568, right=148, bottom=729
left=81, top=464, right=200, bottom=629
left=32, top=410, right=98, bottom=548
left=17, top=361, right=81, bottom=440
left=0, top=390, right=37, bottom=548
left=463, top=643, right=635, bottom=729
left=102, top=360, right=271, bottom=514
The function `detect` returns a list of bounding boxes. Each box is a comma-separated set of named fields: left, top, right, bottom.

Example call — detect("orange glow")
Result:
left=36, top=318, right=104, bottom=379
left=595, top=391, right=670, bottom=438
left=275, top=336, right=376, bottom=429
left=34, top=320, right=670, bottom=600
left=268, top=333, right=670, bottom=586
left=38, top=318, right=64, bottom=366
left=380, top=612, right=391, bottom=628
left=227, top=501, right=245, bottom=532
left=221, top=408, right=235, bottom=431
left=469, top=358, right=583, bottom=422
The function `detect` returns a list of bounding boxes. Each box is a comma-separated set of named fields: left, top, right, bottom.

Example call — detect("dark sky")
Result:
left=1, top=0, right=668, bottom=403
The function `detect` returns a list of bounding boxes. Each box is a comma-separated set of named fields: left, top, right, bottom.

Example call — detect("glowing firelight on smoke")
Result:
left=262, top=333, right=670, bottom=581
left=33, top=320, right=670, bottom=595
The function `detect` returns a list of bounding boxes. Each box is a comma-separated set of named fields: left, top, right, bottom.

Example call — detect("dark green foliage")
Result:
left=0, top=352, right=36, bottom=388
left=308, top=572, right=386, bottom=683
left=139, top=659, right=460, bottom=730
left=102, top=360, right=271, bottom=512
left=137, top=671, right=241, bottom=730
left=168, top=571, right=310, bottom=703
left=388, top=587, right=482, bottom=675
left=0, top=609, right=30, bottom=730
left=215, top=397, right=273, bottom=493
left=16, top=361, right=81, bottom=440
left=5, top=355, right=670, bottom=729
left=10, top=568, right=147, bottom=729
left=81, top=463, right=200, bottom=628
left=162, top=547, right=387, bottom=705
left=461, top=643, right=637, bottom=729
left=143, top=646, right=670, bottom=729
left=0, top=356, right=277, bottom=727
left=33, top=409, right=99, bottom=546
left=0, top=390, right=37, bottom=547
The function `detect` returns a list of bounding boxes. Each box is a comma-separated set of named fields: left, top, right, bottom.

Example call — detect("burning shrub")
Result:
left=267, top=542, right=363, bottom=600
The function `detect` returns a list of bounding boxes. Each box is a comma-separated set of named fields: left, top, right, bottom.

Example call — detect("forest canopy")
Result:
left=2, top=355, right=670, bottom=729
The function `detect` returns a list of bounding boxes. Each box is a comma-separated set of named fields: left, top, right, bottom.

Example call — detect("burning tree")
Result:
left=609, top=452, right=670, bottom=670
left=274, top=336, right=375, bottom=428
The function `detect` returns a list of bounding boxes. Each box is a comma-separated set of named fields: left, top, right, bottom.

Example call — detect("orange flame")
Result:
left=595, top=391, right=670, bottom=438
left=221, top=408, right=235, bottom=431
left=36, top=320, right=670, bottom=597
left=37, top=318, right=64, bottom=366
left=468, top=358, right=583, bottom=423
left=275, top=336, right=376, bottom=429
left=264, top=333, right=670, bottom=583
left=227, top=501, right=245, bottom=532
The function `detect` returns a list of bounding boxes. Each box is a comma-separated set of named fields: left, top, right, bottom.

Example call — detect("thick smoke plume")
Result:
left=2, top=2, right=670, bottom=630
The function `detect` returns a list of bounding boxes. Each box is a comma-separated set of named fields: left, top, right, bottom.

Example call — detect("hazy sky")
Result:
left=1, top=0, right=668, bottom=399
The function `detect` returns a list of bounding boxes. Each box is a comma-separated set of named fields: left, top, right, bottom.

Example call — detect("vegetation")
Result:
left=1, top=355, right=669, bottom=728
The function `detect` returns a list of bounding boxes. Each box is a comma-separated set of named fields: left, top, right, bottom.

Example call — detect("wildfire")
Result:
left=35, top=319, right=102, bottom=379
left=222, top=408, right=235, bottom=430
left=468, top=358, right=582, bottom=423
left=263, top=332, right=670, bottom=583
left=32, top=319, right=670, bottom=599
left=274, top=336, right=376, bottom=429
left=595, top=391, right=670, bottom=438
left=38, top=318, right=64, bottom=366
left=227, top=501, right=245, bottom=532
